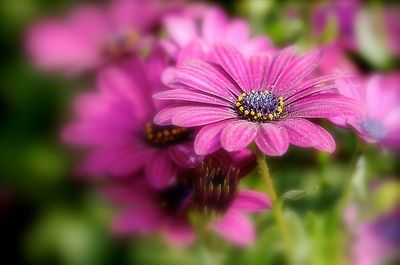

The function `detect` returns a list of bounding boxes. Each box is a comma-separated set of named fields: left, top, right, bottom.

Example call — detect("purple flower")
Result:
left=26, top=0, right=180, bottom=74
left=104, top=150, right=271, bottom=246
left=154, top=44, right=359, bottom=156
left=63, top=49, right=203, bottom=189
left=352, top=208, right=400, bottom=265
left=335, top=73, right=400, bottom=150
left=162, top=6, right=273, bottom=64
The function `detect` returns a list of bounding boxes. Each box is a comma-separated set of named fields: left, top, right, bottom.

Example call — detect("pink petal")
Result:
left=112, top=207, right=164, bottom=234
left=202, top=7, right=228, bottom=42
left=172, top=106, right=235, bottom=127
left=165, top=220, right=195, bottom=246
left=167, top=62, right=238, bottom=101
left=289, top=93, right=360, bottom=119
left=220, top=120, right=258, bottom=152
left=212, top=209, right=255, bottom=246
left=281, top=118, right=336, bottom=152
left=163, top=15, right=197, bottom=47
left=194, top=120, right=231, bottom=155
left=249, top=54, right=272, bottom=91
left=254, top=123, right=289, bottom=156
left=231, top=190, right=272, bottom=212
left=274, top=50, right=322, bottom=95
left=241, top=36, right=273, bottom=58
left=153, top=88, right=230, bottom=106
left=264, top=46, right=297, bottom=89
left=168, top=143, right=204, bottom=168
left=213, top=43, right=251, bottom=91
left=146, top=151, right=177, bottom=189
left=224, top=19, right=250, bottom=44
left=153, top=106, right=191, bottom=126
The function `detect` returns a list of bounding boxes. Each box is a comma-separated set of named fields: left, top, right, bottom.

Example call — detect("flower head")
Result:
left=155, top=44, right=359, bottom=156
left=105, top=150, right=270, bottom=247
left=26, top=0, right=180, bottom=74
left=334, top=73, right=400, bottom=150
left=63, top=48, right=203, bottom=188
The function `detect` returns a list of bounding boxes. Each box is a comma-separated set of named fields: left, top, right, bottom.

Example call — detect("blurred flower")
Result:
left=351, top=207, right=400, bottom=265
left=335, top=73, right=400, bottom=150
left=63, top=48, right=203, bottom=189
left=154, top=44, right=359, bottom=156
left=162, top=5, right=273, bottom=64
left=26, top=0, right=180, bottom=74
left=311, top=0, right=360, bottom=51
left=104, top=150, right=270, bottom=247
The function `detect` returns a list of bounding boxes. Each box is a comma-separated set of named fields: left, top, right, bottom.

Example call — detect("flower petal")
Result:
left=112, top=207, right=164, bottom=235
left=146, top=151, right=177, bottom=189
left=280, top=118, right=336, bottom=152
left=194, top=120, right=231, bottom=155
left=212, top=209, right=255, bottom=246
left=220, top=120, right=258, bottom=152
left=231, top=190, right=272, bottom=212
left=249, top=53, right=272, bottom=91
left=213, top=43, right=251, bottom=91
left=168, top=143, right=204, bottom=168
left=172, top=106, right=235, bottom=127
left=254, top=123, right=289, bottom=156
left=165, top=220, right=195, bottom=246
left=153, top=88, right=230, bottom=106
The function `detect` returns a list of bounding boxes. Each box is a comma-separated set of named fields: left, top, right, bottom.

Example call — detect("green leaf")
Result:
left=281, top=186, right=319, bottom=201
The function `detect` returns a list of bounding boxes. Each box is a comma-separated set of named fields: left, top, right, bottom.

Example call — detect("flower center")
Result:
left=234, top=90, right=284, bottom=122
left=361, top=118, right=386, bottom=140
left=145, top=122, right=189, bottom=147
left=192, top=159, right=239, bottom=215
left=102, top=29, right=139, bottom=59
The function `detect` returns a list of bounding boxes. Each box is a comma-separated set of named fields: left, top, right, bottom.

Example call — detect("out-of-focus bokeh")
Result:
left=0, top=0, right=399, bottom=264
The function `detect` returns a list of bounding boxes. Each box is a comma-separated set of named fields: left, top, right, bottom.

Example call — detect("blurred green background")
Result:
left=0, top=0, right=399, bottom=265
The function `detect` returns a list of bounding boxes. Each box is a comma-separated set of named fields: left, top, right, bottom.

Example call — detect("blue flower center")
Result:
left=361, top=118, right=386, bottom=139
left=235, top=90, right=284, bottom=122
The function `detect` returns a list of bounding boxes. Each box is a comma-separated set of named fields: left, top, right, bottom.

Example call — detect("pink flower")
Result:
left=312, top=0, right=360, bottom=51
left=104, top=150, right=271, bottom=247
left=352, top=208, right=400, bottom=265
left=335, top=73, right=400, bottom=150
left=26, top=0, right=180, bottom=74
left=154, top=44, right=359, bottom=156
left=63, top=48, right=203, bottom=189
left=162, top=6, right=273, bottom=64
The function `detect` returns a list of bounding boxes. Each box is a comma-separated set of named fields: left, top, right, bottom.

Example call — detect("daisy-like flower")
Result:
left=26, top=0, right=180, bottom=74
left=104, top=150, right=270, bottom=246
left=63, top=48, right=203, bottom=189
left=162, top=6, right=273, bottom=64
left=154, top=44, right=359, bottom=156
left=334, top=73, right=400, bottom=150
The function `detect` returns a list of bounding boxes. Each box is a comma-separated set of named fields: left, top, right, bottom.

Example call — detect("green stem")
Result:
left=254, top=146, right=295, bottom=265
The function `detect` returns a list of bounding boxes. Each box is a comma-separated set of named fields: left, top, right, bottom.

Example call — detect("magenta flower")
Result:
left=162, top=6, right=272, bottom=63
left=63, top=50, right=203, bottom=189
left=335, top=73, right=400, bottom=150
left=26, top=0, right=180, bottom=74
left=352, top=208, right=400, bottom=265
left=312, top=0, right=360, bottom=51
left=104, top=150, right=271, bottom=246
left=154, top=44, right=359, bottom=156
